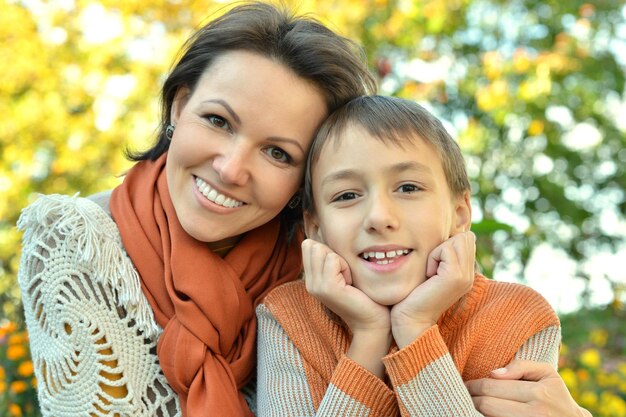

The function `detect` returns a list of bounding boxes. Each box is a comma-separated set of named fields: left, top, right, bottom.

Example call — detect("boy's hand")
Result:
left=302, top=239, right=392, bottom=378
left=302, top=239, right=390, bottom=333
left=390, top=231, right=476, bottom=347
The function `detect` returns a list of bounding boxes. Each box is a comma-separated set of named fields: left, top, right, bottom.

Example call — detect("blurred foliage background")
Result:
left=1, top=0, right=625, bottom=415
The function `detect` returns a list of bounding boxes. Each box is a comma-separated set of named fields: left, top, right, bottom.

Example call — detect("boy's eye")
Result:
left=205, top=115, right=231, bottom=131
left=398, top=183, right=421, bottom=193
left=264, top=146, right=292, bottom=164
left=333, top=192, right=359, bottom=202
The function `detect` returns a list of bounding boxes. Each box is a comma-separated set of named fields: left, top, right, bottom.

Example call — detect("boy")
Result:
left=256, top=96, right=564, bottom=416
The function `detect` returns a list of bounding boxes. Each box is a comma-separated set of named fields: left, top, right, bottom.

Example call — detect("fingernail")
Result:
left=491, top=368, right=507, bottom=375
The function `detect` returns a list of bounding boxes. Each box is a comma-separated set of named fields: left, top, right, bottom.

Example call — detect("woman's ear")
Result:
left=170, top=86, right=191, bottom=125
left=303, top=211, right=324, bottom=242
left=453, top=191, right=472, bottom=233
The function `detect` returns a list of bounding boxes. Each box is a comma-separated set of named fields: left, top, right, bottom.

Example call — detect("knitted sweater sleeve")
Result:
left=383, top=325, right=484, bottom=416
left=256, top=303, right=398, bottom=417
left=17, top=194, right=180, bottom=417
left=382, top=324, right=561, bottom=416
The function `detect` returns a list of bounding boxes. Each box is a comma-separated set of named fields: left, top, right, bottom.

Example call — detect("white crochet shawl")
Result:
left=17, top=194, right=179, bottom=416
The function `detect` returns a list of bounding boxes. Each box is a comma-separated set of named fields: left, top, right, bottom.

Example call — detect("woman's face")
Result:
left=167, top=50, right=327, bottom=248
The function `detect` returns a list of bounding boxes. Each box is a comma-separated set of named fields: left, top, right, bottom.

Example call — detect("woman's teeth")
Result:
left=195, top=177, right=243, bottom=208
left=361, top=249, right=411, bottom=264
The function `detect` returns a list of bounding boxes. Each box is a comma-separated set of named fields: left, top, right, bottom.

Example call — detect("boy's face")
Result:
left=305, top=126, right=471, bottom=306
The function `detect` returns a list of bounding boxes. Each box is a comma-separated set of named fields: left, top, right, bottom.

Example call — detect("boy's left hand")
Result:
left=390, top=231, right=476, bottom=347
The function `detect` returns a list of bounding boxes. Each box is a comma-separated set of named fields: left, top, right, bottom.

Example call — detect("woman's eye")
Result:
left=265, top=146, right=292, bottom=164
left=205, top=115, right=231, bottom=131
left=398, top=183, right=421, bottom=193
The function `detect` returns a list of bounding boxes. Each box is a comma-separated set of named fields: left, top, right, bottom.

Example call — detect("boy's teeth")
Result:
left=195, top=177, right=243, bottom=208
left=362, top=249, right=410, bottom=263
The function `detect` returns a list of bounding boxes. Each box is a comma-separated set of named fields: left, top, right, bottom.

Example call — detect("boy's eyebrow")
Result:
left=320, top=161, right=433, bottom=187
left=321, top=169, right=360, bottom=187
left=391, top=161, right=434, bottom=175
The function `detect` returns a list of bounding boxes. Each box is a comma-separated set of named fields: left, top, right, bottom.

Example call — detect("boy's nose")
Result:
left=212, top=143, right=251, bottom=186
left=364, top=194, right=400, bottom=232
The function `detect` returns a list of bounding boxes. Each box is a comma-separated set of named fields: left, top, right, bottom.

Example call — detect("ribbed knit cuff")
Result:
left=383, top=325, right=448, bottom=386
left=329, top=355, right=396, bottom=416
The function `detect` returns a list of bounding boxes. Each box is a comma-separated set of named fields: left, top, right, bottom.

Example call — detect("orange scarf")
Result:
left=110, top=154, right=302, bottom=416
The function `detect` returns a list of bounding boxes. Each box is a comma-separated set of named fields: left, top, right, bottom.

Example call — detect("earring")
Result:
left=288, top=195, right=301, bottom=209
left=165, top=124, right=175, bottom=140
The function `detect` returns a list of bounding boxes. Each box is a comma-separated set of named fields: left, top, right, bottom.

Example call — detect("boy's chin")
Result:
left=364, top=288, right=413, bottom=306
left=357, top=277, right=425, bottom=306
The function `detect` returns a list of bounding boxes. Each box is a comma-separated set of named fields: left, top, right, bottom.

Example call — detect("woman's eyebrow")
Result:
left=202, top=99, right=241, bottom=124
left=268, top=136, right=306, bottom=154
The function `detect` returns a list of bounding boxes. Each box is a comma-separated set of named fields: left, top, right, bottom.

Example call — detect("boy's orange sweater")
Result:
left=256, top=274, right=561, bottom=416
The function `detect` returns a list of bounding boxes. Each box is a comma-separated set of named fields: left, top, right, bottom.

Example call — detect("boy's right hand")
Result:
left=302, top=239, right=391, bottom=333
left=302, top=238, right=392, bottom=378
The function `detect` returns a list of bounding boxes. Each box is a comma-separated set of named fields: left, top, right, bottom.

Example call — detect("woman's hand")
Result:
left=302, top=239, right=391, bottom=377
left=390, top=231, right=476, bottom=348
left=465, top=360, right=593, bottom=417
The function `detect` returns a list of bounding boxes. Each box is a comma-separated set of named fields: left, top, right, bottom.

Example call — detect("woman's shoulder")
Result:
left=87, top=189, right=113, bottom=216
left=18, top=191, right=115, bottom=235
left=17, top=191, right=161, bottom=340
left=17, top=191, right=122, bottom=259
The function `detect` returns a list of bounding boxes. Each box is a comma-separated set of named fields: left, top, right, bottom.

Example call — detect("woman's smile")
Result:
left=194, top=176, right=244, bottom=209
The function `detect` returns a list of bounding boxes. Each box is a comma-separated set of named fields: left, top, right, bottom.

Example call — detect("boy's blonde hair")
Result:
left=303, top=95, right=471, bottom=214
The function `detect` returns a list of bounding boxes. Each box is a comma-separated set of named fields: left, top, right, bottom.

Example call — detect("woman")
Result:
left=17, top=3, right=375, bottom=417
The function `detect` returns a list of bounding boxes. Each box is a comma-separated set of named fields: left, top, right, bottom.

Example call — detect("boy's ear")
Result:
left=303, top=211, right=324, bottom=242
left=170, top=86, right=191, bottom=125
left=452, top=191, right=472, bottom=233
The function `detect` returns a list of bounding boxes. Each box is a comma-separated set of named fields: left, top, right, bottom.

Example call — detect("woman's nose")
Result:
left=212, top=143, right=251, bottom=186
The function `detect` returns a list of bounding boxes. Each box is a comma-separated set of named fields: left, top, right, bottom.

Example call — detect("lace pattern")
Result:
left=17, top=194, right=180, bottom=417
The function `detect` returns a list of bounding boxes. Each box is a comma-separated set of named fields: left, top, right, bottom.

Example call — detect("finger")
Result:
left=466, top=231, right=476, bottom=270
left=338, top=255, right=352, bottom=285
left=451, top=233, right=468, bottom=266
left=491, top=360, right=558, bottom=381
left=302, top=239, right=314, bottom=278
left=311, top=241, right=332, bottom=286
left=471, top=394, right=532, bottom=417
left=425, top=253, right=439, bottom=279
left=451, top=231, right=476, bottom=273
left=331, top=252, right=352, bottom=285
left=304, top=240, right=330, bottom=292
left=465, top=378, right=538, bottom=403
left=426, top=239, right=460, bottom=278
left=321, top=252, right=345, bottom=285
